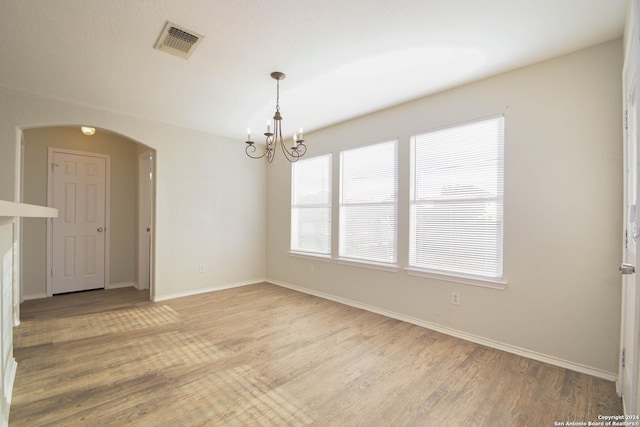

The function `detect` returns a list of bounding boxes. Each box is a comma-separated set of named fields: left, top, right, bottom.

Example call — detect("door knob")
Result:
left=620, top=263, right=635, bottom=274
left=97, top=227, right=104, bottom=232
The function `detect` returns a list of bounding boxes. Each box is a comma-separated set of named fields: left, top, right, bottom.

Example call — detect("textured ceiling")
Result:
left=0, top=0, right=628, bottom=140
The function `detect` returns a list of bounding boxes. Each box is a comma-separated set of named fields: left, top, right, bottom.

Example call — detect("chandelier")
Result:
left=245, top=72, right=307, bottom=163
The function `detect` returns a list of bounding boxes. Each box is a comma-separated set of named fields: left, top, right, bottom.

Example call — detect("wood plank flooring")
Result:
left=10, top=283, right=622, bottom=426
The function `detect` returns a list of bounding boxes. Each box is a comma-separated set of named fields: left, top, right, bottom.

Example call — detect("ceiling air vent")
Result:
left=154, top=22, right=204, bottom=59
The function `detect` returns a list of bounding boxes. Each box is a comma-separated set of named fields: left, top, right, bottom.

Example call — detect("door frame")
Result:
left=620, top=0, right=640, bottom=414
left=46, top=147, right=111, bottom=296
left=137, top=150, right=154, bottom=291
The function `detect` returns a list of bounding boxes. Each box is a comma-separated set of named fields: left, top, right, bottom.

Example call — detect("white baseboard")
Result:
left=5, top=357, right=16, bottom=402
left=22, top=293, right=47, bottom=301
left=267, top=278, right=617, bottom=382
left=23, top=282, right=137, bottom=299
left=152, top=278, right=265, bottom=302
left=2, top=357, right=16, bottom=427
left=106, top=282, right=137, bottom=290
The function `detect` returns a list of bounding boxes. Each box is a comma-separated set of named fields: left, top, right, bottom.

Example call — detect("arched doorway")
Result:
left=19, top=126, right=155, bottom=302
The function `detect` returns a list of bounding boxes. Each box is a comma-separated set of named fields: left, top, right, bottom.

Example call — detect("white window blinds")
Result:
left=410, top=116, right=504, bottom=279
left=291, top=154, right=332, bottom=255
left=340, top=140, right=398, bottom=264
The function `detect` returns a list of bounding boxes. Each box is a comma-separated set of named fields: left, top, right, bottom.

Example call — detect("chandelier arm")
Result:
left=267, top=141, right=275, bottom=163
left=265, top=133, right=275, bottom=163
left=245, top=143, right=269, bottom=159
left=279, top=139, right=305, bottom=162
left=279, top=140, right=296, bottom=162
left=275, top=120, right=300, bottom=163
left=295, top=142, right=307, bottom=157
left=276, top=122, right=294, bottom=162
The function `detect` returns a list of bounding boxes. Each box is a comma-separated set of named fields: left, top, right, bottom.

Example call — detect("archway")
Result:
left=19, top=126, right=155, bottom=303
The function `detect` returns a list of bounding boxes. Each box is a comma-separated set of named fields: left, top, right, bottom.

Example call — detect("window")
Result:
left=291, top=154, right=332, bottom=256
left=410, top=116, right=504, bottom=280
left=340, top=140, right=398, bottom=265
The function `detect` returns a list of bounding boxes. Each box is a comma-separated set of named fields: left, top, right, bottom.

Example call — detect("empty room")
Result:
left=0, top=0, right=636, bottom=425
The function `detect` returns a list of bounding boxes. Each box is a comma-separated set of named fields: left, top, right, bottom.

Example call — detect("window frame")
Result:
left=408, top=115, right=505, bottom=285
left=290, top=153, right=333, bottom=258
left=338, top=138, right=399, bottom=267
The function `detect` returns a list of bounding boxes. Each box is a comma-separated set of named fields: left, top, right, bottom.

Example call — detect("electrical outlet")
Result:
left=199, top=264, right=205, bottom=273
left=451, top=292, right=461, bottom=305
left=308, top=265, right=315, bottom=275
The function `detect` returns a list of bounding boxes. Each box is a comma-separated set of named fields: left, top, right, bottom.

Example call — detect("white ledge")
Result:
left=337, top=258, right=399, bottom=272
left=288, top=251, right=333, bottom=262
left=0, top=200, right=58, bottom=218
left=405, top=267, right=507, bottom=290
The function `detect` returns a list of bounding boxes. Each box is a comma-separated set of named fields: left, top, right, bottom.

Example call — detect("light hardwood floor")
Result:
left=10, top=283, right=622, bottom=426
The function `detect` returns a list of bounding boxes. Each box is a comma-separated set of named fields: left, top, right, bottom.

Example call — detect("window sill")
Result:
left=288, top=251, right=333, bottom=262
left=337, top=258, right=399, bottom=272
left=405, top=267, right=507, bottom=290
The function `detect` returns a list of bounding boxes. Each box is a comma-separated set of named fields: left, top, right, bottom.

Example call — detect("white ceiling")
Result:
left=0, top=0, right=628, bottom=140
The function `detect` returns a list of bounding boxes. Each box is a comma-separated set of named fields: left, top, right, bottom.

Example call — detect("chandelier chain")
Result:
left=276, top=79, right=280, bottom=113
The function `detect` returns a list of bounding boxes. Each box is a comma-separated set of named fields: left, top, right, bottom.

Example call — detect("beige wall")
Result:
left=21, top=127, right=140, bottom=297
left=0, top=86, right=267, bottom=302
left=266, top=39, right=624, bottom=376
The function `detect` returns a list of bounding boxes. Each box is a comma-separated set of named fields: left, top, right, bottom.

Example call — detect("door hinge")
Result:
left=625, top=109, right=629, bottom=131
left=626, top=228, right=629, bottom=249
left=622, top=348, right=626, bottom=368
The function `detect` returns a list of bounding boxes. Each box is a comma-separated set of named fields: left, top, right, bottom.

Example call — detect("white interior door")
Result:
left=137, top=150, right=153, bottom=290
left=621, top=4, right=640, bottom=413
left=50, top=150, right=107, bottom=294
